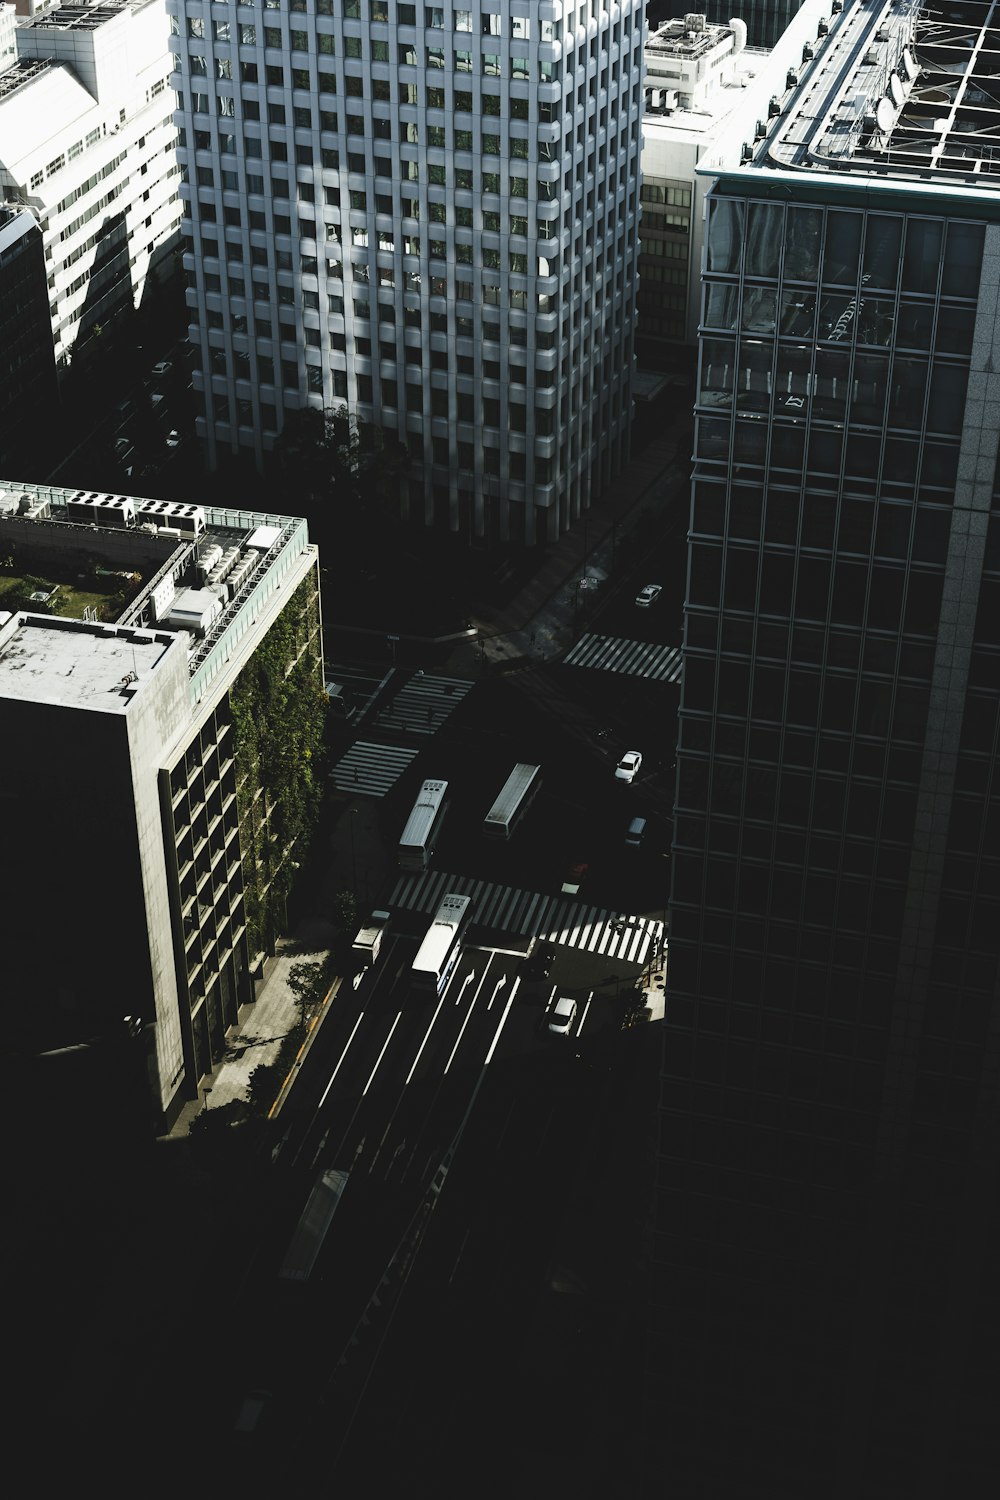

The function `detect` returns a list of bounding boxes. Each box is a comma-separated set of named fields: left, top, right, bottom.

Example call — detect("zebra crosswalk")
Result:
left=563, top=634, right=683, bottom=683
left=373, top=672, right=474, bottom=737
left=388, top=868, right=663, bottom=968
left=330, top=741, right=420, bottom=798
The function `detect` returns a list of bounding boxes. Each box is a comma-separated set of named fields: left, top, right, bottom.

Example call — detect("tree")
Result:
left=270, top=405, right=408, bottom=556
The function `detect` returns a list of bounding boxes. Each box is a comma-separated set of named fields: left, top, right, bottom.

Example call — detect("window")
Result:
left=213, top=20, right=230, bottom=40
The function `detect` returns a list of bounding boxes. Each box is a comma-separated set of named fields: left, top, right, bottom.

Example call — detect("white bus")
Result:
left=411, top=892, right=473, bottom=996
left=398, top=778, right=449, bottom=870
left=482, top=762, right=542, bottom=841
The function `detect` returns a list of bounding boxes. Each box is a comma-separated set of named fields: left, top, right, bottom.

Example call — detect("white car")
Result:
left=615, top=751, right=642, bottom=784
left=635, top=583, right=662, bottom=608
left=150, top=359, right=173, bottom=381
left=165, top=429, right=181, bottom=449
left=548, top=996, right=578, bottom=1036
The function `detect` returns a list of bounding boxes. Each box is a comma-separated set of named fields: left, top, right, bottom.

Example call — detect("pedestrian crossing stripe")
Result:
left=563, top=634, right=683, bottom=683
left=388, top=868, right=663, bottom=968
left=329, top=741, right=420, bottom=797
left=373, top=673, right=474, bottom=736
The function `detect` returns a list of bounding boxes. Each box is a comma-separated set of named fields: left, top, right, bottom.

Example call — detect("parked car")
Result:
left=635, top=583, right=662, bottom=608
left=547, top=995, right=578, bottom=1036
left=526, top=943, right=556, bottom=979
left=625, top=816, right=647, bottom=849
left=615, top=750, right=643, bottom=784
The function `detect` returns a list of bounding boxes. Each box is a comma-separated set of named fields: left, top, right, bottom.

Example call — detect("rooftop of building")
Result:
left=0, top=612, right=175, bottom=711
left=739, top=0, right=1000, bottom=191
left=19, top=2, right=128, bottom=30
left=0, top=55, right=51, bottom=103
left=646, top=12, right=739, bottom=60
left=0, top=481, right=313, bottom=705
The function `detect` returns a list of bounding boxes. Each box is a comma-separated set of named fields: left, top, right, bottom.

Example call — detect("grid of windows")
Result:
left=170, top=0, right=644, bottom=544
left=657, top=183, right=1000, bottom=1489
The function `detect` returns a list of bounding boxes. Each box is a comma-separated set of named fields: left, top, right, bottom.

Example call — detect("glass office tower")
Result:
left=168, top=1, right=644, bottom=545
left=656, top=1, right=1000, bottom=1492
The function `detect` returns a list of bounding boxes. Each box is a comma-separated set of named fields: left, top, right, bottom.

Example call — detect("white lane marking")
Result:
left=456, top=970, right=477, bottom=1006
left=406, top=991, right=447, bottom=1086
left=317, top=1011, right=364, bottom=1110
left=444, top=983, right=480, bottom=1075
left=469, top=954, right=495, bottom=1006
left=309, top=1128, right=329, bottom=1169
left=488, top=974, right=507, bottom=1011
left=363, top=1010, right=402, bottom=1095
left=485, top=979, right=519, bottom=1065
left=576, top=990, right=594, bottom=1036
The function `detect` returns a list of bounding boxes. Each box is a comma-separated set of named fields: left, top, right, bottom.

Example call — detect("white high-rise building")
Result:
left=0, top=1, right=183, bottom=371
left=169, top=1, right=645, bottom=546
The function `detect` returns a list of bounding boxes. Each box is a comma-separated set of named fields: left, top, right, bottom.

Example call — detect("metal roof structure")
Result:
left=749, top=0, right=1000, bottom=189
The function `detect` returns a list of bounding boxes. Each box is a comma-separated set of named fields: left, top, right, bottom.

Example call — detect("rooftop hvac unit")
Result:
left=769, top=95, right=782, bottom=118
left=818, top=19, right=829, bottom=37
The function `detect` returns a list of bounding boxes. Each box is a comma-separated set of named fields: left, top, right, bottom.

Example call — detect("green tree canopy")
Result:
left=270, top=406, right=408, bottom=549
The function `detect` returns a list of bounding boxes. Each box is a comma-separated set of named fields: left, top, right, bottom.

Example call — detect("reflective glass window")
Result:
left=941, top=220, right=986, bottom=297
left=901, top=219, right=943, bottom=294
left=862, top=215, right=903, bottom=290
left=822, top=210, right=863, bottom=285
left=706, top=197, right=745, bottom=274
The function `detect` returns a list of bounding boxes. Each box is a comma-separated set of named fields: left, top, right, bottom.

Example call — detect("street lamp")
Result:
left=349, top=806, right=358, bottom=904
left=202, top=1084, right=213, bottom=1114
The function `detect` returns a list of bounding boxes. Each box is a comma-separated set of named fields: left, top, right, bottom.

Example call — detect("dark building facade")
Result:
left=0, top=205, right=57, bottom=471
left=654, top=2, right=1000, bottom=1493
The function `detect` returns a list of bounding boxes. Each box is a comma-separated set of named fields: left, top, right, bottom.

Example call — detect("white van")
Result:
left=625, top=816, right=647, bottom=849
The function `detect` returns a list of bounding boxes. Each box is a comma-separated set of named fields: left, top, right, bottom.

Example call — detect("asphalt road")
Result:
left=206, top=928, right=658, bottom=1493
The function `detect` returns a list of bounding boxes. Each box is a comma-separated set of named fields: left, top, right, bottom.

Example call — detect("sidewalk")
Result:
left=168, top=428, right=685, bottom=1135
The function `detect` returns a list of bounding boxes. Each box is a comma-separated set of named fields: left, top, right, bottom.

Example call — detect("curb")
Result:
left=268, top=970, right=342, bottom=1118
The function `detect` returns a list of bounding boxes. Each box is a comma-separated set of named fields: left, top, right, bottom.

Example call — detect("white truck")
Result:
left=352, top=909, right=390, bottom=968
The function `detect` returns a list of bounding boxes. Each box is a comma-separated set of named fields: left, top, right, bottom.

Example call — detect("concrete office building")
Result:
left=638, top=13, right=762, bottom=359
left=169, top=0, right=644, bottom=546
left=0, top=204, right=58, bottom=468
left=653, top=0, right=804, bottom=50
left=656, top=0, right=1000, bottom=1491
left=0, top=481, right=323, bottom=1129
left=0, top=1, right=183, bottom=370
